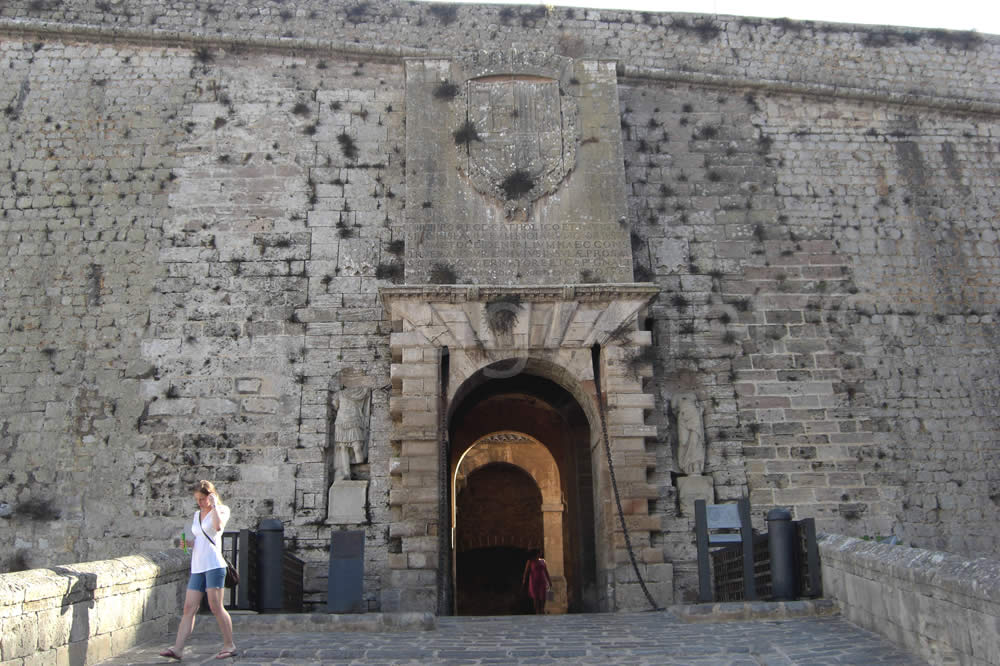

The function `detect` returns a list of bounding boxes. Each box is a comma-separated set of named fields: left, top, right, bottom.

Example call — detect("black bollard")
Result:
left=257, top=518, right=285, bottom=612
left=766, top=508, right=797, bottom=601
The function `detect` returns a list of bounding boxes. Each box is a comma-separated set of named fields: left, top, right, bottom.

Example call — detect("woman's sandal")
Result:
left=214, top=649, right=238, bottom=660
left=159, top=648, right=182, bottom=660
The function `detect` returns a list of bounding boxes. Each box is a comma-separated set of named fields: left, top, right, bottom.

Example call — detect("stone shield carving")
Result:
left=454, top=73, right=577, bottom=220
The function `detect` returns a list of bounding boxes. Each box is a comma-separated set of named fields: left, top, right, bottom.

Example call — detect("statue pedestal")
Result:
left=327, top=480, right=368, bottom=525
left=677, top=475, right=714, bottom=517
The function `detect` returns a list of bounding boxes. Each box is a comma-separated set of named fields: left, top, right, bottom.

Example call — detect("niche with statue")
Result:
left=671, top=391, right=714, bottom=515
left=325, top=378, right=372, bottom=525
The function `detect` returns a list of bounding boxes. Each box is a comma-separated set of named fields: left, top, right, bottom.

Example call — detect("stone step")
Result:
left=179, top=611, right=436, bottom=633
left=192, top=602, right=832, bottom=634
left=670, top=598, right=838, bottom=623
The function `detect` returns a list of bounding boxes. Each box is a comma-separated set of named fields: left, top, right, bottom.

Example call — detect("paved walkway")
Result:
left=98, top=610, right=924, bottom=665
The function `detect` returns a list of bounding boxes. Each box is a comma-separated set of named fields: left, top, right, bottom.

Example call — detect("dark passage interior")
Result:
left=455, top=463, right=542, bottom=615
left=449, top=366, right=598, bottom=614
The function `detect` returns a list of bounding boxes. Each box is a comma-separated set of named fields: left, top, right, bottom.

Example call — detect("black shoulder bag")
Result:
left=198, top=514, right=239, bottom=587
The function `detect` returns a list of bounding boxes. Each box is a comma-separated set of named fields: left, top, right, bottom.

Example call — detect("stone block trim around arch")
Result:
left=381, top=283, right=671, bottom=613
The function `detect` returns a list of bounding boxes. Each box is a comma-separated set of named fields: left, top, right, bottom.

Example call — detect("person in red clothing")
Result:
left=522, top=549, right=553, bottom=614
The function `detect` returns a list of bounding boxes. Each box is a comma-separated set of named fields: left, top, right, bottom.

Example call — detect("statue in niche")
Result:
left=331, top=387, right=371, bottom=482
left=671, top=392, right=706, bottom=476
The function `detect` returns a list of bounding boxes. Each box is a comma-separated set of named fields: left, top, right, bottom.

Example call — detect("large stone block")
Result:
left=22, top=646, right=69, bottom=666
left=327, top=480, right=369, bottom=525
left=398, top=587, right=437, bottom=613
left=35, top=605, right=73, bottom=652
left=614, top=581, right=658, bottom=612
left=1, top=611, right=39, bottom=660
left=676, top=475, right=714, bottom=517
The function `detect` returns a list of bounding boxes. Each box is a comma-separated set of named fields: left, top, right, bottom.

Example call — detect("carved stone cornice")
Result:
left=380, top=283, right=659, bottom=351
left=456, top=50, right=575, bottom=81
left=380, top=283, right=659, bottom=307
left=474, top=430, right=537, bottom=445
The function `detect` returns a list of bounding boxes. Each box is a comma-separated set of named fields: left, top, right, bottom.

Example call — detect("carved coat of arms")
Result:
left=452, top=65, right=578, bottom=220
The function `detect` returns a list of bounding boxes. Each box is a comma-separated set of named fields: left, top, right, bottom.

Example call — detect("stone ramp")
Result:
left=96, top=607, right=925, bottom=665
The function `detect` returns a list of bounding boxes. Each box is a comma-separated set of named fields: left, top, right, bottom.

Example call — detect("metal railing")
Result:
left=711, top=533, right=771, bottom=602
left=219, top=529, right=303, bottom=612
left=709, top=518, right=822, bottom=602
left=221, top=529, right=257, bottom=610
left=282, top=550, right=304, bottom=612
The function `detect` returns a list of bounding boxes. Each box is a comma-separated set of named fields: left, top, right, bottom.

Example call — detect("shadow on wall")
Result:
left=54, top=568, right=96, bottom=666
left=2, top=549, right=31, bottom=573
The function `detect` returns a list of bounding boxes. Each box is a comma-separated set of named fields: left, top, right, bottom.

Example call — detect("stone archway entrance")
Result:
left=453, top=430, right=570, bottom=614
left=454, top=460, right=543, bottom=615
left=381, top=284, right=670, bottom=614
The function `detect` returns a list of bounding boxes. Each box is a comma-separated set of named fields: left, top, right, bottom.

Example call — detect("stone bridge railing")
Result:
left=0, top=549, right=188, bottom=665
left=819, top=534, right=1000, bottom=665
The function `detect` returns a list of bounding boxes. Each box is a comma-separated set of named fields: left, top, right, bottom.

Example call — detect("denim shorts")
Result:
left=188, top=567, right=226, bottom=592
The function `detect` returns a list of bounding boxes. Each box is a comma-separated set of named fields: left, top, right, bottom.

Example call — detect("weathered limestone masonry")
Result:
left=0, top=549, right=188, bottom=665
left=819, top=534, right=1000, bottom=665
left=0, top=0, right=998, bottom=611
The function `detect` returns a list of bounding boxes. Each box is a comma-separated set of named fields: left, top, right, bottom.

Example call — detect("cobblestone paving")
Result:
left=99, top=611, right=925, bottom=665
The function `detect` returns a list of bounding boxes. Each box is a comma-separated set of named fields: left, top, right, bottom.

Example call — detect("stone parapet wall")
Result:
left=0, top=550, right=188, bottom=665
left=819, top=534, right=1000, bottom=665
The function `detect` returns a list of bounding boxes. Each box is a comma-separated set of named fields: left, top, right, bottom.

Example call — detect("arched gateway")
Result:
left=380, top=285, right=670, bottom=613
left=452, top=431, right=562, bottom=614
left=452, top=402, right=585, bottom=613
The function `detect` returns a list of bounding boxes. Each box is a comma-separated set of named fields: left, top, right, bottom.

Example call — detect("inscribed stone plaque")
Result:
left=404, top=52, right=632, bottom=285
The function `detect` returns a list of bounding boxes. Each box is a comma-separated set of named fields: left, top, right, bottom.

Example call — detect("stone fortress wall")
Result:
left=0, top=0, right=998, bottom=608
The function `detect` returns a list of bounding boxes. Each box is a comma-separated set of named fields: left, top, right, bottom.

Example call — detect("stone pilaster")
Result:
left=385, top=333, right=442, bottom=613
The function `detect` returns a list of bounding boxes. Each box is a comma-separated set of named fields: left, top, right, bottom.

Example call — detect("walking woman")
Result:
left=522, top=549, right=553, bottom=615
left=160, top=480, right=237, bottom=660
